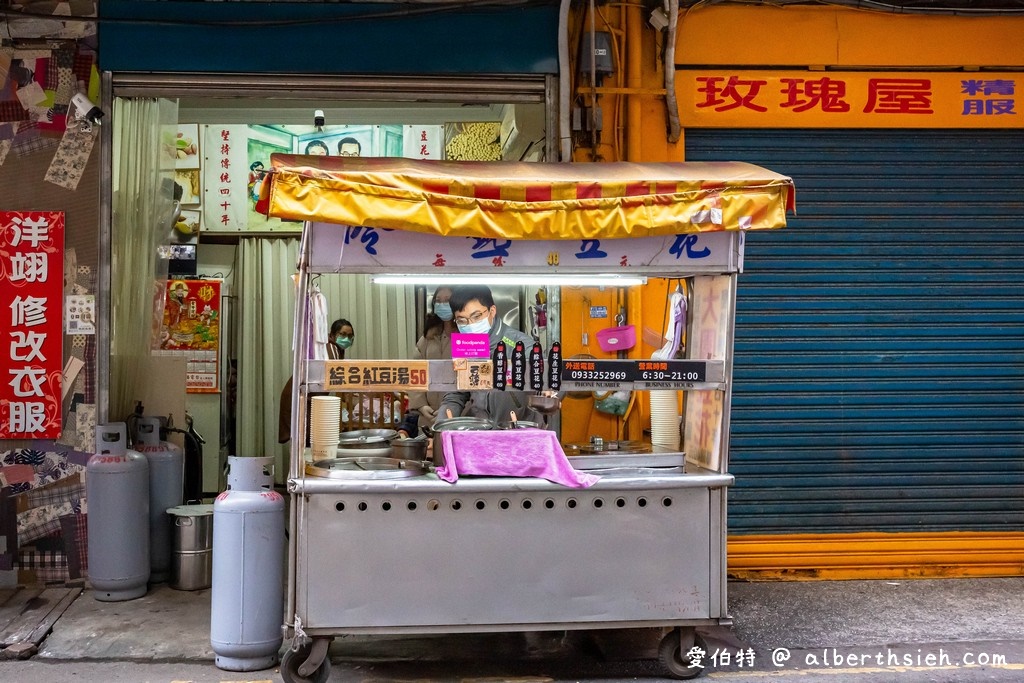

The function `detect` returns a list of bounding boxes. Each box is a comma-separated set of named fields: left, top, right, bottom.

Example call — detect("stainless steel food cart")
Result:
left=264, top=156, right=794, bottom=682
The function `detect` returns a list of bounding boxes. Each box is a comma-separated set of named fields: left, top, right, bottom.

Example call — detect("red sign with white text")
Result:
left=0, top=211, right=64, bottom=439
left=678, top=71, right=1022, bottom=128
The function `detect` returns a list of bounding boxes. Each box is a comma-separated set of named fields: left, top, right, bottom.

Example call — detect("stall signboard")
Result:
left=560, top=359, right=711, bottom=391
left=310, top=225, right=739, bottom=272
left=326, top=361, right=429, bottom=392
left=678, top=70, right=1022, bottom=128
left=0, top=211, right=64, bottom=439
left=153, top=279, right=221, bottom=393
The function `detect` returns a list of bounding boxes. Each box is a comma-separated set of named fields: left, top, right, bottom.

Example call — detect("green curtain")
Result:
left=234, top=237, right=417, bottom=481
left=236, top=237, right=299, bottom=480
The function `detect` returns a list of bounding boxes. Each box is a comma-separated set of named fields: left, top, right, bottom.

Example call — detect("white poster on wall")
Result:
left=402, top=125, right=443, bottom=160
left=201, top=124, right=250, bottom=231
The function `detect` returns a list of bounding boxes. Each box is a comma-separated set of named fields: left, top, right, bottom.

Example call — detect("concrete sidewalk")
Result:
left=18, top=576, right=1023, bottom=679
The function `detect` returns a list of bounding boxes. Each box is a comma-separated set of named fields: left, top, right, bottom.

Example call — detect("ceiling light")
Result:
left=372, top=274, right=647, bottom=287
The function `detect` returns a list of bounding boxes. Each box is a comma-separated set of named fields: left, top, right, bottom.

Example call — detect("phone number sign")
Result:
left=325, top=361, right=429, bottom=392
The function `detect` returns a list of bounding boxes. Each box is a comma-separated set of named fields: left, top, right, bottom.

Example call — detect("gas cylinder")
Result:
left=211, top=456, right=285, bottom=671
left=133, top=416, right=184, bottom=583
left=86, top=423, right=150, bottom=601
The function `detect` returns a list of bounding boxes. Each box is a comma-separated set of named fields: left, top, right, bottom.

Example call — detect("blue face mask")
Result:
left=457, top=318, right=491, bottom=335
left=335, top=336, right=353, bottom=349
left=434, top=302, right=453, bottom=321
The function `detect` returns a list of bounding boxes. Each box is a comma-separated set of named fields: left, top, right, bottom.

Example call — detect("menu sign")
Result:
left=325, top=361, right=428, bottom=392
left=1, top=211, right=64, bottom=439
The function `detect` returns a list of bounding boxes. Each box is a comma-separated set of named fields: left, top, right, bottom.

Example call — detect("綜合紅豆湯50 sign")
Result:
left=1, top=211, right=64, bottom=439
left=679, top=71, right=1021, bottom=128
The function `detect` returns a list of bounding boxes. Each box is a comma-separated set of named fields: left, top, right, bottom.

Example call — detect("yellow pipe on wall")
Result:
left=625, top=1, right=643, bottom=162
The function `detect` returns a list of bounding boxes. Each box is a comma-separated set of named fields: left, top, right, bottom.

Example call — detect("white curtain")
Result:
left=235, top=236, right=416, bottom=479
left=109, top=97, right=178, bottom=422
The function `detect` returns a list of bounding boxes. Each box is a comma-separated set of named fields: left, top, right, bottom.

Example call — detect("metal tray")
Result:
left=567, top=452, right=686, bottom=470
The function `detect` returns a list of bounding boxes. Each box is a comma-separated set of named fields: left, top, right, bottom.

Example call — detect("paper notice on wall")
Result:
left=65, top=294, right=96, bottom=334
left=45, top=122, right=97, bottom=190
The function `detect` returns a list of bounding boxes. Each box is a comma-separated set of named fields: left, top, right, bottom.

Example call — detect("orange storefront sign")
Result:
left=678, top=70, right=1021, bottom=128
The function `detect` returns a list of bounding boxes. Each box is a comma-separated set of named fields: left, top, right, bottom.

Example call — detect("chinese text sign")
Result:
left=1, top=211, right=64, bottom=439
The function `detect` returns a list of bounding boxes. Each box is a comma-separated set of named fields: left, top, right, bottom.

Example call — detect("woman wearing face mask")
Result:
left=436, top=285, right=546, bottom=427
left=328, top=318, right=355, bottom=360
left=407, top=287, right=457, bottom=424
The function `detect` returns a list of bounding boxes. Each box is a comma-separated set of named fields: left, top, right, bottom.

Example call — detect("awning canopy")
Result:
left=260, top=154, right=795, bottom=241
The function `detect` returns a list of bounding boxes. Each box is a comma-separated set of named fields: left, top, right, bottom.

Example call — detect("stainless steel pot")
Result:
left=338, top=428, right=398, bottom=449
left=497, top=419, right=542, bottom=430
left=389, top=435, right=428, bottom=461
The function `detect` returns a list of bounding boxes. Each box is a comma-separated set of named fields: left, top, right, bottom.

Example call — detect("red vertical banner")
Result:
left=0, top=211, right=65, bottom=439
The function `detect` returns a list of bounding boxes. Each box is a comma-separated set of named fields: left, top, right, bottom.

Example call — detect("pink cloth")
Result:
left=437, top=429, right=599, bottom=488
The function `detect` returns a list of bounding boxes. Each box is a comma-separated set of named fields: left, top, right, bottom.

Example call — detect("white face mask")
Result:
left=458, top=317, right=491, bottom=335
left=434, top=302, right=453, bottom=321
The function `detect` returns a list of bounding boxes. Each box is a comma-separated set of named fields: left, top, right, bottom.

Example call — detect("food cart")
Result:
left=262, top=156, right=795, bottom=682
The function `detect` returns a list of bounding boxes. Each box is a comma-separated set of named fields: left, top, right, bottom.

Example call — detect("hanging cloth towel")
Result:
left=309, top=286, right=329, bottom=361
left=652, top=288, right=686, bottom=360
left=437, top=429, right=599, bottom=488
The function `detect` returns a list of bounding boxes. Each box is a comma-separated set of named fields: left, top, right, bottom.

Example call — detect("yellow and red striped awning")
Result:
left=260, top=154, right=795, bottom=241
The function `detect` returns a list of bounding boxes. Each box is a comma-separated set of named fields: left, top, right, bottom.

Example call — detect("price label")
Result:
left=326, top=360, right=429, bottom=391
left=510, top=341, right=527, bottom=390
left=492, top=341, right=507, bottom=390
left=529, top=343, right=544, bottom=391
left=548, top=341, right=562, bottom=391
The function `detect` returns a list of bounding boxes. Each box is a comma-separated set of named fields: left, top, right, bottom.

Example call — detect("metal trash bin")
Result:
left=167, top=504, right=214, bottom=590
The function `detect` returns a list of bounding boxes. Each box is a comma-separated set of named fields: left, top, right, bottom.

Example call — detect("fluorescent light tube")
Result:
left=372, top=274, right=648, bottom=286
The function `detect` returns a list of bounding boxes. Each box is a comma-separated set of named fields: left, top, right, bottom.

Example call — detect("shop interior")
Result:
left=112, top=92, right=685, bottom=491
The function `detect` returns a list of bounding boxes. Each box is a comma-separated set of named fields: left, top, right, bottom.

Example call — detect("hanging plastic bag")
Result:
left=593, top=390, right=631, bottom=416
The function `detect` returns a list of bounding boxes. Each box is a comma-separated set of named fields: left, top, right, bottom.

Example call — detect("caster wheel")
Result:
left=280, top=641, right=330, bottom=683
left=658, top=629, right=708, bottom=680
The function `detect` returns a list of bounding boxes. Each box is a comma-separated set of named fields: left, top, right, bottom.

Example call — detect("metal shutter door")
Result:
left=686, top=129, right=1024, bottom=534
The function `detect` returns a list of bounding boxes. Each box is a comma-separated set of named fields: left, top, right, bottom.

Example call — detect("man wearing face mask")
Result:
left=328, top=318, right=354, bottom=360
left=435, top=285, right=545, bottom=426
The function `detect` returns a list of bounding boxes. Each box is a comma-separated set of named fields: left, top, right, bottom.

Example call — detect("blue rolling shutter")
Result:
left=686, top=129, right=1024, bottom=534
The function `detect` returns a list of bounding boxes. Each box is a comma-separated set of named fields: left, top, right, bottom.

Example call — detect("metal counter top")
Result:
left=288, top=469, right=733, bottom=494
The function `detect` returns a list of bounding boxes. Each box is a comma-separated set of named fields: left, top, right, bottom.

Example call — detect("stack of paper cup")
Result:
left=649, top=390, right=681, bottom=450
left=309, top=395, right=341, bottom=460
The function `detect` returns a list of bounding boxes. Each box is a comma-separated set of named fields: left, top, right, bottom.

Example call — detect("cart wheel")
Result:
left=280, top=640, right=330, bottom=683
left=658, top=629, right=708, bottom=680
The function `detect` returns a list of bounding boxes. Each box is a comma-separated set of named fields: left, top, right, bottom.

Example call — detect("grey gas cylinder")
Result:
left=210, top=456, right=285, bottom=671
left=133, top=416, right=184, bottom=584
left=87, top=423, right=150, bottom=601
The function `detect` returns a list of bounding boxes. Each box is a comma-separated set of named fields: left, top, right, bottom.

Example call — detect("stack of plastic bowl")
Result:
left=649, top=390, right=681, bottom=450
left=309, top=395, right=341, bottom=460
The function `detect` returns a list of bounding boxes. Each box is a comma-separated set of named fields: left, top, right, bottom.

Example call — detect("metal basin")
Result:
left=305, top=456, right=427, bottom=479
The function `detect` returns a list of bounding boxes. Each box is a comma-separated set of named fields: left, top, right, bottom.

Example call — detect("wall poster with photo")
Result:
left=173, top=124, right=200, bottom=169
